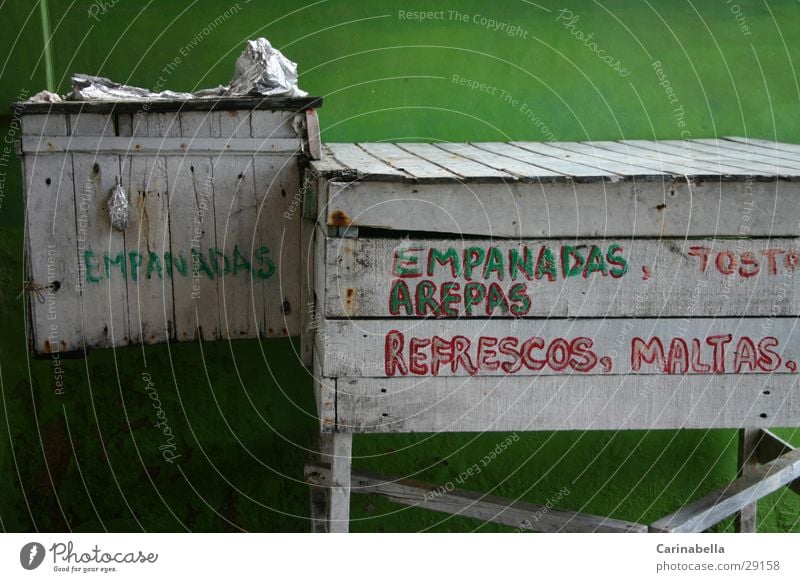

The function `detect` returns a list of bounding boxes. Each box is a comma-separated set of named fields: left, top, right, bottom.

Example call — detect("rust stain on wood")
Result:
left=329, top=209, right=352, bottom=227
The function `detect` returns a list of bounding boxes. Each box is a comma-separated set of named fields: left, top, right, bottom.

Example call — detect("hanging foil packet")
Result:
left=107, top=181, right=129, bottom=231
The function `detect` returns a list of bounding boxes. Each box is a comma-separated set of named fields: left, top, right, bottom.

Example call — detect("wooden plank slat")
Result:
left=436, top=142, right=564, bottom=180
left=333, top=374, right=799, bottom=433
left=22, top=136, right=302, bottom=155
left=688, top=139, right=800, bottom=171
left=309, top=146, right=354, bottom=177
left=474, top=142, right=616, bottom=180
left=24, top=152, right=83, bottom=354
left=326, top=143, right=413, bottom=180
left=72, top=153, right=130, bottom=348
left=724, top=136, right=800, bottom=158
left=323, top=236, right=800, bottom=319
left=122, top=155, right=173, bottom=344
left=358, top=142, right=459, bottom=180
left=735, top=428, right=760, bottom=532
left=214, top=156, right=258, bottom=339
left=305, top=463, right=646, bottom=533
left=624, top=140, right=795, bottom=177
left=651, top=447, right=800, bottom=532
left=324, top=179, right=800, bottom=238
left=319, top=317, right=800, bottom=378
left=70, top=112, right=114, bottom=137
left=166, top=157, right=219, bottom=342
left=590, top=140, right=746, bottom=176
left=397, top=143, right=514, bottom=180
left=253, top=154, right=301, bottom=337
left=755, top=430, right=800, bottom=496
left=512, top=141, right=668, bottom=179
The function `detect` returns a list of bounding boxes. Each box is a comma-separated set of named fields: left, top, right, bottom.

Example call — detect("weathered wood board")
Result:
left=307, top=139, right=800, bottom=433
left=19, top=98, right=322, bottom=354
left=319, top=317, right=800, bottom=378
left=323, top=236, right=800, bottom=318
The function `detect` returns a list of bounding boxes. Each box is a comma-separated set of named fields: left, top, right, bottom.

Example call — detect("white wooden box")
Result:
left=307, top=139, right=800, bottom=433
left=16, top=97, right=322, bottom=354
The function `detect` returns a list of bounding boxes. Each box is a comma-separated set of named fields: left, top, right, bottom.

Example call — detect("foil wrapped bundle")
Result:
left=224, top=38, right=308, bottom=98
left=34, top=38, right=307, bottom=102
left=107, top=181, right=129, bottom=231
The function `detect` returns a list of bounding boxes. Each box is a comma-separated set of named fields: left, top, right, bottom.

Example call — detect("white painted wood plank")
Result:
left=512, top=141, right=668, bottom=179
left=358, top=142, right=459, bottom=180
left=21, top=136, right=302, bottom=155
left=212, top=109, right=251, bottom=138
left=326, top=432, right=353, bottom=533
left=436, top=142, right=564, bottom=180
left=474, top=142, right=616, bottom=180
left=250, top=110, right=297, bottom=138
left=735, top=427, right=759, bottom=532
left=326, top=143, right=413, bottom=179
left=590, top=141, right=746, bottom=176
left=651, top=447, right=800, bottom=532
left=214, top=156, right=260, bottom=339
left=397, top=143, right=513, bottom=180
left=320, top=317, right=800, bottom=378
left=166, top=156, right=220, bottom=342
left=624, top=140, right=796, bottom=177
left=323, top=236, right=800, bottom=318
left=24, top=152, right=83, bottom=354
left=304, top=109, right=322, bottom=160
left=689, top=139, right=800, bottom=171
left=724, top=136, right=800, bottom=158
left=70, top=113, right=114, bottom=136
left=121, top=155, right=173, bottom=344
left=334, top=374, right=800, bottom=432
left=309, top=146, right=353, bottom=177
left=253, top=154, right=301, bottom=337
left=307, top=463, right=646, bottom=532
left=72, top=153, right=130, bottom=348
left=22, top=113, right=68, bottom=136
left=325, top=179, right=800, bottom=238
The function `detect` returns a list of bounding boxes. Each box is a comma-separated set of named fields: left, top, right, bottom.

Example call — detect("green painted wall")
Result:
left=1, top=0, right=799, bottom=532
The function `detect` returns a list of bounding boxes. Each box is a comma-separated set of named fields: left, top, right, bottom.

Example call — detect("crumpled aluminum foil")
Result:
left=107, top=181, right=129, bottom=231
left=27, top=90, right=63, bottom=103
left=224, top=38, right=307, bottom=98
left=70, top=74, right=194, bottom=101
left=45, top=38, right=306, bottom=102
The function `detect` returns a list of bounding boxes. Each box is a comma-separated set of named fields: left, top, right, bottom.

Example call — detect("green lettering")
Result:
left=128, top=251, right=143, bottom=281
left=415, top=280, right=439, bottom=316
left=486, top=283, right=509, bottom=314
left=584, top=245, right=607, bottom=277
left=389, top=280, right=413, bottom=315
left=165, top=252, right=187, bottom=277
left=84, top=250, right=102, bottom=283
left=484, top=246, right=505, bottom=280
left=509, top=283, right=531, bottom=316
left=428, top=247, right=460, bottom=277
left=510, top=247, right=534, bottom=280
left=232, top=244, right=252, bottom=275
left=104, top=252, right=127, bottom=280
left=254, top=246, right=275, bottom=279
left=464, top=247, right=486, bottom=280
left=464, top=282, right=486, bottom=316
left=535, top=246, right=557, bottom=281
left=191, top=248, right=215, bottom=279
left=209, top=248, right=231, bottom=277
left=561, top=245, right=585, bottom=278
left=393, top=247, right=422, bottom=277
left=607, top=243, right=629, bottom=278
left=145, top=252, right=163, bottom=279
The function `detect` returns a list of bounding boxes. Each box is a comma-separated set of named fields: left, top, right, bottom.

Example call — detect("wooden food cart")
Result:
left=304, top=138, right=800, bottom=533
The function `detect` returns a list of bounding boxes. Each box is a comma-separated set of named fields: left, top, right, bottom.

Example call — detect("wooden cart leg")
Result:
left=319, top=432, right=353, bottom=533
left=735, top=427, right=760, bottom=532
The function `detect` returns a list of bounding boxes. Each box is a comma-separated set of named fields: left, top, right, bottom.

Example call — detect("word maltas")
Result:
left=82, top=244, right=275, bottom=283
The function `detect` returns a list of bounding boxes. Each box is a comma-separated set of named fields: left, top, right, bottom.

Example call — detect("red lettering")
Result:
left=705, top=334, right=733, bottom=373
left=738, top=251, right=759, bottom=278
left=688, top=246, right=711, bottom=272
left=409, top=337, right=431, bottom=374
left=763, top=249, right=783, bottom=275
left=631, top=337, right=666, bottom=372
left=385, top=330, right=408, bottom=377
left=477, top=337, right=500, bottom=370
left=715, top=251, right=736, bottom=275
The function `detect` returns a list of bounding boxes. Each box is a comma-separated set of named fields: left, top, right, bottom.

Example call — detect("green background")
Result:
left=1, top=0, right=799, bottom=532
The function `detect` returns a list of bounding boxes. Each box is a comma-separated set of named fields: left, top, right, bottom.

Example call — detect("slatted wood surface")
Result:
left=308, top=138, right=800, bottom=434
left=22, top=105, right=319, bottom=354
left=312, top=139, right=800, bottom=182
